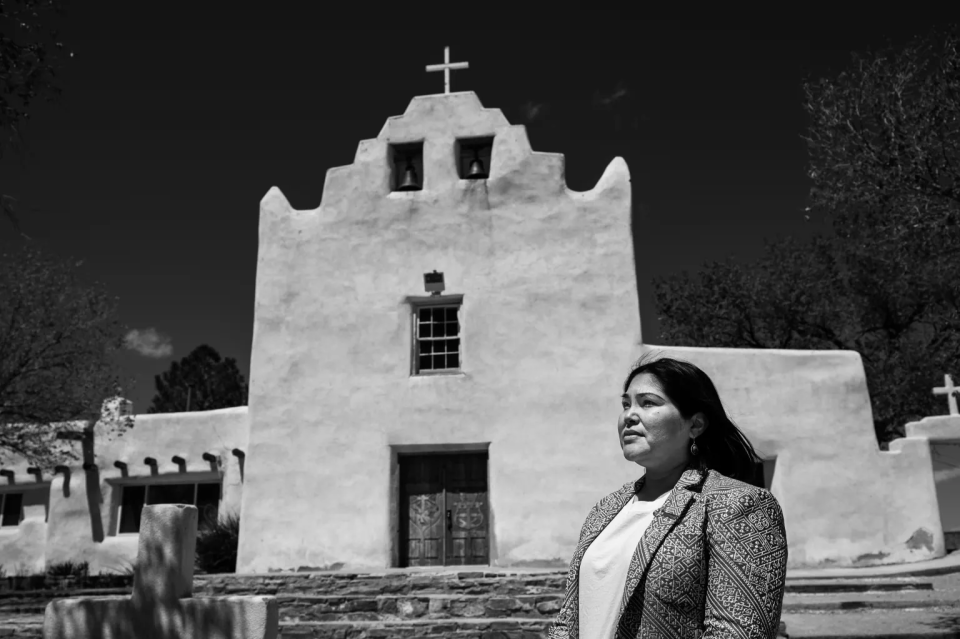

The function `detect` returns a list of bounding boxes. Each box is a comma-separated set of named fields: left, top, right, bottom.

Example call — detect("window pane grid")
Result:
left=118, top=482, right=220, bottom=534
left=415, top=305, right=461, bottom=373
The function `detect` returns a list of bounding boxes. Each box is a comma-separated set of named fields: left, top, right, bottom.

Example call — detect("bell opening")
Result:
left=457, top=136, right=494, bottom=180
left=390, top=141, right=424, bottom=192
left=466, top=151, right=488, bottom=180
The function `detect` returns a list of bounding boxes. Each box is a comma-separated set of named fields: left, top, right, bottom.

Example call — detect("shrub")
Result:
left=195, top=513, right=239, bottom=574
left=46, top=561, right=89, bottom=579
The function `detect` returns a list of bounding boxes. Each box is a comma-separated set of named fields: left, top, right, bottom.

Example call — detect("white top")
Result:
left=578, top=491, right=670, bottom=639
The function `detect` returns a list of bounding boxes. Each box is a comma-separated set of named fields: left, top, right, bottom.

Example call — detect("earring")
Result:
left=690, top=439, right=699, bottom=456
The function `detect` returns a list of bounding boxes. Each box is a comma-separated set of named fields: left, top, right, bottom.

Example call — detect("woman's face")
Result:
left=619, top=372, right=700, bottom=469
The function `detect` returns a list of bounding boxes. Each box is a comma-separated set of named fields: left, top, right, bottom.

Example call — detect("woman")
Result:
left=549, top=355, right=788, bottom=639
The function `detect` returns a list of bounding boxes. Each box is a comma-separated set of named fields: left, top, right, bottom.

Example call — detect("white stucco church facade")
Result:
left=0, top=84, right=957, bottom=575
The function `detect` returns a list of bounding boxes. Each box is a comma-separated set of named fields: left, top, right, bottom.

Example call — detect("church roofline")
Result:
left=377, top=91, right=509, bottom=139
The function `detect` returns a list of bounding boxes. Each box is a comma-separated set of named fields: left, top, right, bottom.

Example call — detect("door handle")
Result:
left=446, top=509, right=452, bottom=531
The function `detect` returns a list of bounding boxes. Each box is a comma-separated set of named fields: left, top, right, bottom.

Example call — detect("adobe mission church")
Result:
left=0, top=51, right=956, bottom=575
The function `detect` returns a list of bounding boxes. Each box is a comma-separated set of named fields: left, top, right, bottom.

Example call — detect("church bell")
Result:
left=466, top=150, right=488, bottom=179
left=398, top=160, right=421, bottom=191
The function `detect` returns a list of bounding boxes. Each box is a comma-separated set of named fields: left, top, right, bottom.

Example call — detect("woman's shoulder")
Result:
left=701, top=469, right=784, bottom=519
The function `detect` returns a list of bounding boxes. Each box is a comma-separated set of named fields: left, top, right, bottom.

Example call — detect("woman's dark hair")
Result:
left=623, top=354, right=763, bottom=483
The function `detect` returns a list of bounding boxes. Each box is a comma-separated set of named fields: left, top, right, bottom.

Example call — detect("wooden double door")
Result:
left=399, top=452, right=488, bottom=567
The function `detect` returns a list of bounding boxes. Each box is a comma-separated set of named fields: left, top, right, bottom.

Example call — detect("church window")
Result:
left=391, top=141, right=424, bottom=192
left=0, top=492, right=23, bottom=527
left=117, top=481, right=221, bottom=534
left=413, top=304, right=461, bottom=374
left=456, top=137, right=493, bottom=179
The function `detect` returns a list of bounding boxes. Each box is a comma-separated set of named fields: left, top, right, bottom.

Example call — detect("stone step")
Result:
left=7, top=593, right=956, bottom=620
left=0, top=572, right=936, bottom=603
left=272, top=592, right=959, bottom=622
left=277, top=618, right=552, bottom=638
left=0, top=582, right=949, bottom=619
left=784, top=596, right=960, bottom=612
left=781, top=608, right=960, bottom=638
left=0, top=617, right=556, bottom=639
left=7, top=611, right=960, bottom=638
left=0, top=577, right=934, bottom=605
left=0, top=614, right=43, bottom=639
left=275, top=612, right=960, bottom=639
left=275, top=593, right=561, bottom=622
left=195, top=571, right=568, bottom=598
left=196, top=573, right=938, bottom=597
left=786, top=580, right=935, bottom=594
left=0, top=593, right=561, bottom=621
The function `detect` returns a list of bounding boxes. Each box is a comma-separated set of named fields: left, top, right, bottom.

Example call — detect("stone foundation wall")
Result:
left=0, top=571, right=568, bottom=639
left=195, top=571, right=566, bottom=596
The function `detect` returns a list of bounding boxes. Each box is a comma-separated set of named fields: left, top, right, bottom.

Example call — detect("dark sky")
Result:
left=2, top=3, right=957, bottom=411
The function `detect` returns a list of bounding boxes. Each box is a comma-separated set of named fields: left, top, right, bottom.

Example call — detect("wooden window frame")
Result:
left=407, top=294, right=464, bottom=376
left=115, top=476, right=221, bottom=536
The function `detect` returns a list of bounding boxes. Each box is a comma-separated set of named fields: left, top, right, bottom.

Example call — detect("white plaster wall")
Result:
left=239, top=92, right=640, bottom=572
left=2, top=503, right=48, bottom=574
left=0, top=475, right=52, bottom=574
left=632, top=345, right=945, bottom=568
left=0, top=407, right=249, bottom=575
left=0, top=440, right=75, bottom=574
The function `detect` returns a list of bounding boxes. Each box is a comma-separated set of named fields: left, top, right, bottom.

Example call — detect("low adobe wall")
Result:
left=637, top=345, right=944, bottom=568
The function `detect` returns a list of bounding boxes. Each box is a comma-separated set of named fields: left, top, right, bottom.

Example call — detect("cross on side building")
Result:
left=426, top=46, right=469, bottom=94
left=934, top=373, right=959, bottom=415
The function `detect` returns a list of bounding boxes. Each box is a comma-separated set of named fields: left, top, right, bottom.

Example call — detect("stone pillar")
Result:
left=132, top=504, right=197, bottom=606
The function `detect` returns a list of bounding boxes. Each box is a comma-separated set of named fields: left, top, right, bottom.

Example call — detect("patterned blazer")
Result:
left=548, top=467, right=788, bottom=639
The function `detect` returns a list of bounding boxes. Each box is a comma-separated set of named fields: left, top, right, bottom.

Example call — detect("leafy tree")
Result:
left=0, top=245, right=133, bottom=468
left=655, top=27, right=960, bottom=447
left=1, top=0, right=68, bottom=236
left=148, top=345, right=249, bottom=413
left=804, top=26, right=959, bottom=233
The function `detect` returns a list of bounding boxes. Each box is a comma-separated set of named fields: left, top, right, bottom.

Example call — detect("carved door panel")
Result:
left=400, top=455, right=445, bottom=567
left=399, top=452, right=488, bottom=567
left=444, top=453, right=488, bottom=566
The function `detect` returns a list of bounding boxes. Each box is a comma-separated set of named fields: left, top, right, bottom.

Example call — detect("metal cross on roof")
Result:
left=426, top=46, right=469, bottom=95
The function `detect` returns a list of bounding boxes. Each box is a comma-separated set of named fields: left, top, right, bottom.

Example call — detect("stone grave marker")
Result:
left=43, top=504, right=278, bottom=639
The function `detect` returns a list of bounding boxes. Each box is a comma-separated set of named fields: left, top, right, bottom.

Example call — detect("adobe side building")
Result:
left=0, top=86, right=956, bottom=576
